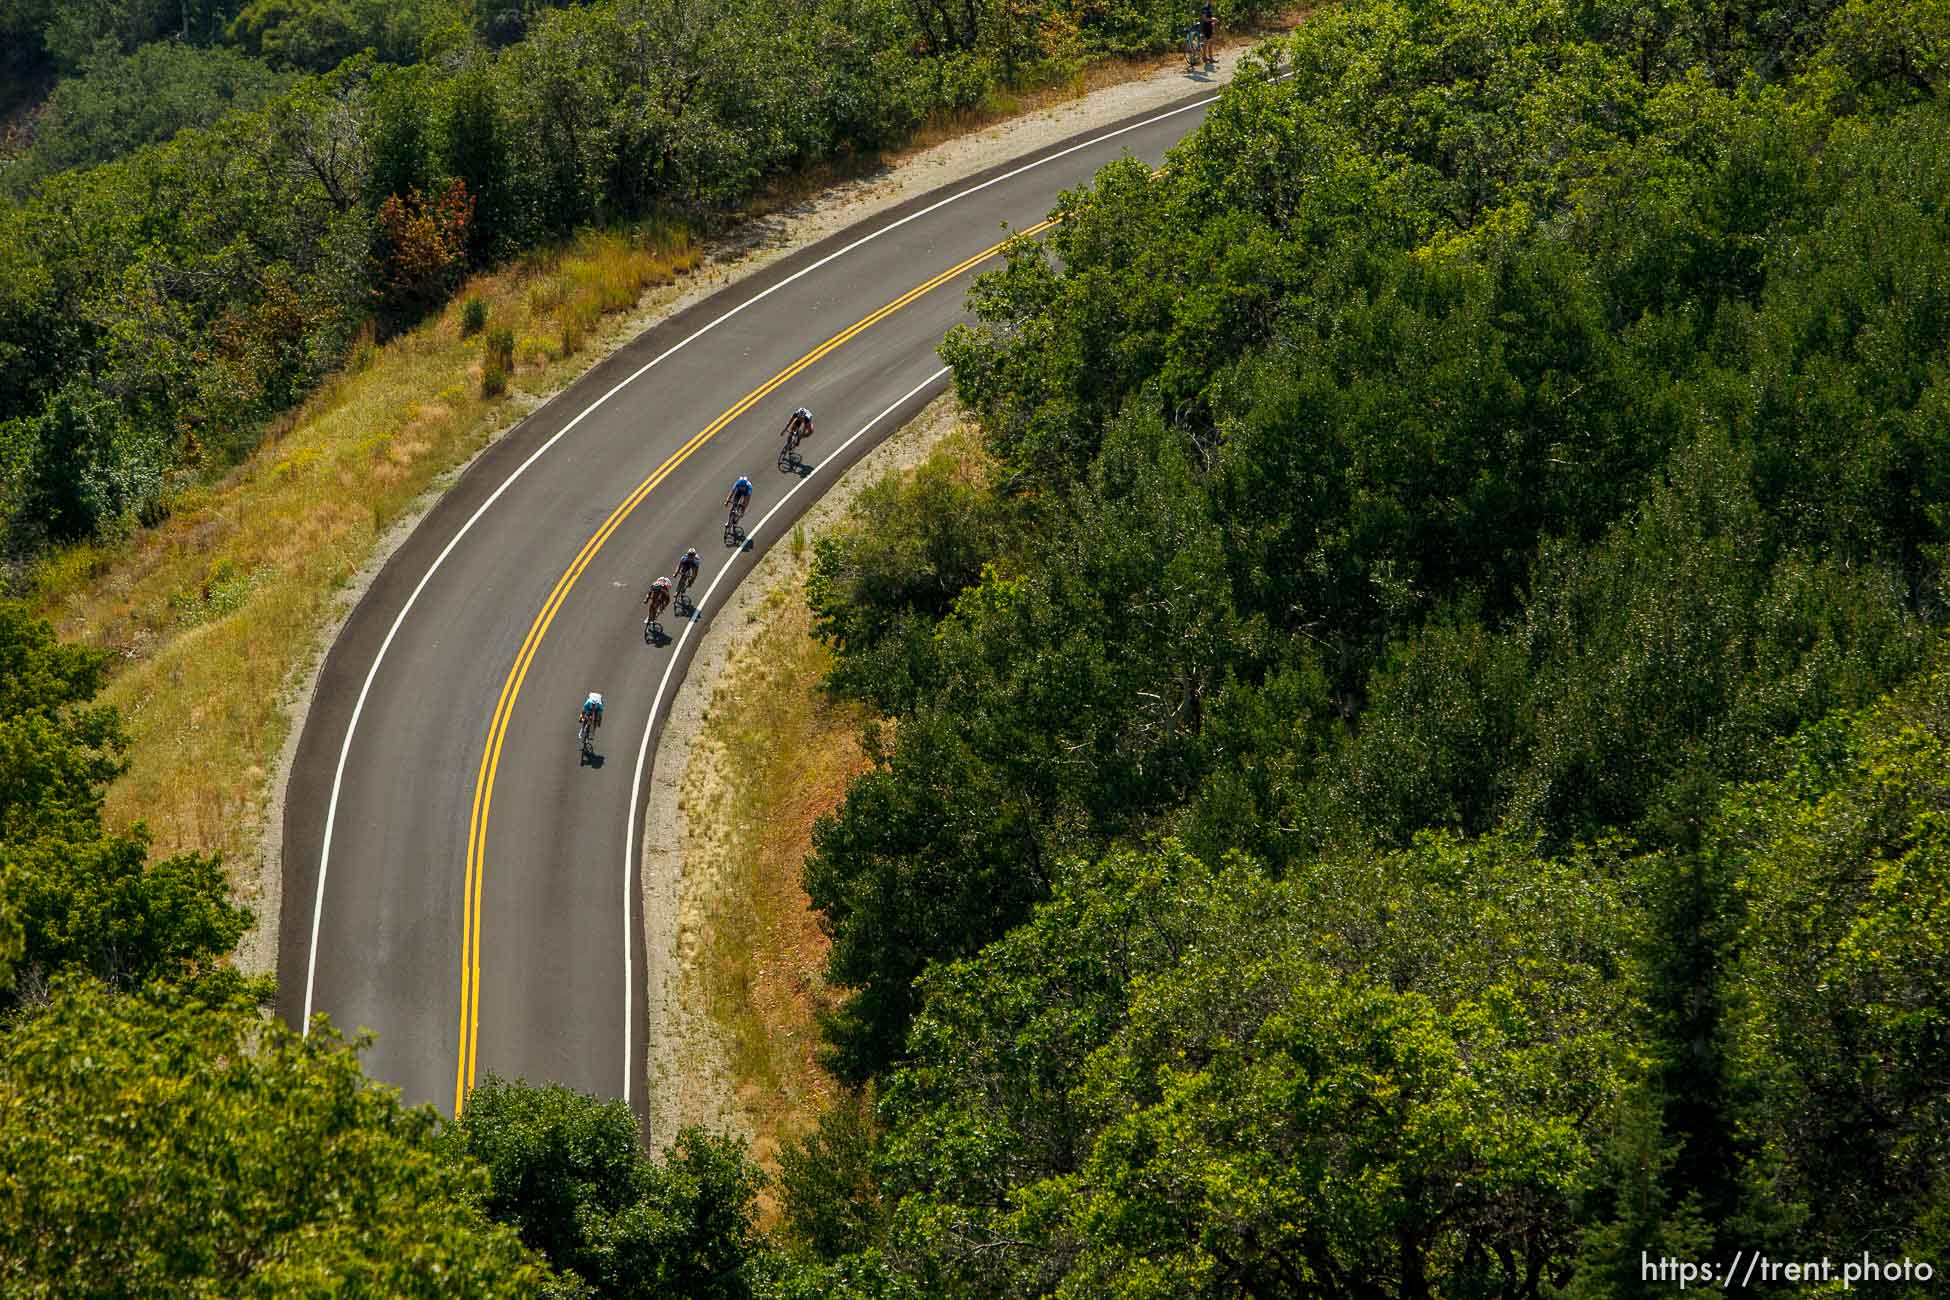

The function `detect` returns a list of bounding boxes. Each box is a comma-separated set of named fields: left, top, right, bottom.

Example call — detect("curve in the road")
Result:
left=453, top=223, right=1052, bottom=1112
left=284, top=83, right=1232, bottom=1118
left=619, top=366, right=949, bottom=1103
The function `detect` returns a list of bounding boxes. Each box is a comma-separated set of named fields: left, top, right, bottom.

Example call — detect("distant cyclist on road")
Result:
left=644, top=575, right=674, bottom=622
left=725, top=475, right=754, bottom=523
left=1196, top=0, right=1216, bottom=66
left=674, top=547, right=701, bottom=596
left=782, top=406, right=814, bottom=449
left=578, top=691, right=604, bottom=759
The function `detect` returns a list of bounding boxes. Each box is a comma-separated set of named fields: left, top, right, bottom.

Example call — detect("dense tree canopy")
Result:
left=443, top=1076, right=769, bottom=1299
left=0, top=43, right=291, bottom=200
left=0, top=980, right=551, bottom=1296
left=785, top=0, right=1950, bottom=1293
left=5, top=0, right=1950, bottom=1294
left=844, top=838, right=1641, bottom=1296
left=1723, top=659, right=1950, bottom=1262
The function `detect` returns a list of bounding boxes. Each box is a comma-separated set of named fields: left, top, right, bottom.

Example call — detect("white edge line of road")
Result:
left=301, top=86, right=1226, bottom=1039
left=619, top=367, right=951, bottom=1103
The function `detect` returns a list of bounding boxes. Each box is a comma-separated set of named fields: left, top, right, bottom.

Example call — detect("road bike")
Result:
left=643, top=587, right=671, bottom=642
left=724, top=499, right=748, bottom=544
left=578, top=715, right=595, bottom=761
left=674, top=565, right=697, bottom=612
left=778, top=423, right=805, bottom=472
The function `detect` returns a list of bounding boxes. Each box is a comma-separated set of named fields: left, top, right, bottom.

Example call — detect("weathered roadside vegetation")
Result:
left=684, top=585, right=863, bottom=1189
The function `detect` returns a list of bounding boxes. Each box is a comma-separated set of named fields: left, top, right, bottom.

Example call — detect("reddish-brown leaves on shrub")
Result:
left=377, top=179, right=475, bottom=321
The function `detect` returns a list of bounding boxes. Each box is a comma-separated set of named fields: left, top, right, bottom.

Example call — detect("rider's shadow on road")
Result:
left=779, top=454, right=813, bottom=480
left=580, top=752, right=607, bottom=770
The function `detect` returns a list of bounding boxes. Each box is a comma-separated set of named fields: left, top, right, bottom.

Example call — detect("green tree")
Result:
left=15, top=382, right=168, bottom=544
left=0, top=979, right=552, bottom=1295
left=856, top=836, right=1640, bottom=1296
left=1, top=43, right=290, bottom=199
left=37, top=0, right=175, bottom=72
left=2, top=830, right=248, bottom=1006
left=0, top=603, right=249, bottom=1007
left=806, top=408, right=1247, bottom=1081
left=364, top=59, right=443, bottom=206
left=1722, top=652, right=1950, bottom=1258
left=806, top=440, right=1014, bottom=715
left=0, top=601, right=122, bottom=840
left=777, top=1094, right=888, bottom=1263
left=225, top=0, right=454, bottom=70
left=443, top=1075, right=768, bottom=1298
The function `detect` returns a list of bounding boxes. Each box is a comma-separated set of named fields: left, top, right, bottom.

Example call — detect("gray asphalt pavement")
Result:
left=278, top=88, right=1224, bottom=1118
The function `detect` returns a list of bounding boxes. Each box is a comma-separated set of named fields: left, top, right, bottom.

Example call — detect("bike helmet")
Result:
left=685, top=547, right=699, bottom=558
left=794, top=407, right=811, bottom=419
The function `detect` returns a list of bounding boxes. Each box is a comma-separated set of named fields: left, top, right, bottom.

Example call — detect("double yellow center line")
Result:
left=454, top=217, right=1058, bottom=1114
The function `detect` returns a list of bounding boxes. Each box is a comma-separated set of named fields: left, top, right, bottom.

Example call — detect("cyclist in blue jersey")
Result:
left=674, top=547, right=701, bottom=597
left=578, top=692, right=604, bottom=755
left=725, top=476, right=753, bottom=521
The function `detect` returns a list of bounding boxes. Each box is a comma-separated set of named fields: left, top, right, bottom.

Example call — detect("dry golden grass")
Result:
left=30, top=223, right=700, bottom=863
left=679, top=407, right=981, bottom=1222
left=693, top=586, right=868, bottom=1209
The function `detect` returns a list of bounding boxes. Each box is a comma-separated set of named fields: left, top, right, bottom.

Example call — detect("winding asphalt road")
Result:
left=277, top=84, right=1228, bottom=1119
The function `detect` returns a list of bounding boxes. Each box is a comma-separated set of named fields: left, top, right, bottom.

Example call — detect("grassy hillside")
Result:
left=31, top=228, right=696, bottom=863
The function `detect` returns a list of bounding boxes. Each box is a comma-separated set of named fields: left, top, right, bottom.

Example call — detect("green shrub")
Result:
left=460, top=296, right=488, bottom=336
left=484, top=326, right=514, bottom=370
left=440, top=1077, right=767, bottom=1294
left=481, top=327, right=513, bottom=397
